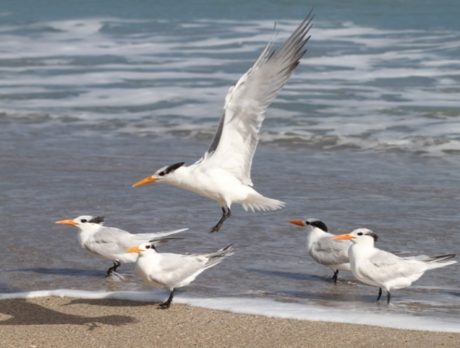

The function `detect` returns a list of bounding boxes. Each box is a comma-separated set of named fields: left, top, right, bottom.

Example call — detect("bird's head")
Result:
left=55, top=215, right=105, bottom=230
left=332, top=228, right=378, bottom=244
left=289, top=218, right=328, bottom=232
left=132, top=162, right=185, bottom=187
left=128, top=242, right=157, bottom=255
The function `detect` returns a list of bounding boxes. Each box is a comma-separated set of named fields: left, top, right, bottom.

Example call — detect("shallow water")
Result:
left=0, top=0, right=459, bottom=331
left=1, top=124, right=459, bottom=330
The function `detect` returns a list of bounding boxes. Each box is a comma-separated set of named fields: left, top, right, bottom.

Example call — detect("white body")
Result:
left=78, top=224, right=187, bottom=263
left=348, top=235, right=456, bottom=291
left=135, top=246, right=233, bottom=290
left=163, top=165, right=278, bottom=211
left=307, top=227, right=351, bottom=271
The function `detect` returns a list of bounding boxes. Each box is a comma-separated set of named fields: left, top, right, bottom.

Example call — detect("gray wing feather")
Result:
left=199, top=11, right=313, bottom=185
left=311, top=237, right=350, bottom=266
left=87, top=227, right=188, bottom=258
left=207, top=112, right=226, bottom=155
left=359, top=250, right=424, bottom=285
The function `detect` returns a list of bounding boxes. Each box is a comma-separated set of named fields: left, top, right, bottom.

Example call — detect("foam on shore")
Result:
left=1, top=289, right=458, bottom=333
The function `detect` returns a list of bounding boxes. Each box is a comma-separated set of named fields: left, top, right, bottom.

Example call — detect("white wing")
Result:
left=86, top=227, right=188, bottom=259
left=358, top=249, right=424, bottom=285
left=198, top=12, right=313, bottom=185
left=151, top=253, right=210, bottom=287
left=147, top=246, right=233, bottom=287
left=133, top=228, right=188, bottom=244
left=311, top=236, right=350, bottom=266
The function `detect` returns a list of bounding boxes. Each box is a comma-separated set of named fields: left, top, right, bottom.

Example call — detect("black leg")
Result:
left=332, top=270, right=339, bottom=283
left=386, top=291, right=391, bottom=304
left=376, top=288, right=382, bottom=301
left=210, top=207, right=231, bottom=233
left=106, top=260, right=121, bottom=277
left=158, top=289, right=175, bottom=309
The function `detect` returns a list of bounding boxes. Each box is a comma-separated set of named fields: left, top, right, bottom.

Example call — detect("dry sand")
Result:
left=0, top=297, right=458, bottom=348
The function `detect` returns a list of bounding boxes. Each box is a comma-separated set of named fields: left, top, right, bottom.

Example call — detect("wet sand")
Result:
left=0, top=297, right=458, bottom=348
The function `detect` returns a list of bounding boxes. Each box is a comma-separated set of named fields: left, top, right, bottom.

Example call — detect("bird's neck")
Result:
left=78, top=224, right=103, bottom=242
left=307, top=227, right=328, bottom=248
left=349, top=241, right=375, bottom=260
left=138, top=251, right=160, bottom=265
left=164, top=166, right=193, bottom=188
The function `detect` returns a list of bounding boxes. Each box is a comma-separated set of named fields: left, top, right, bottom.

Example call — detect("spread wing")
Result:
left=311, top=237, right=351, bottom=266
left=198, top=12, right=313, bottom=185
left=359, top=249, right=424, bottom=285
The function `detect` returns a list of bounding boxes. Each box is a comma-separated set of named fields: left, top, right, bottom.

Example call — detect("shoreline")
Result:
left=0, top=289, right=458, bottom=334
left=0, top=296, right=459, bottom=348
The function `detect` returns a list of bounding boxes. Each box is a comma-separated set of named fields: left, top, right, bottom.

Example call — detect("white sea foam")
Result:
left=0, top=17, right=459, bottom=155
left=0, top=289, right=458, bottom=333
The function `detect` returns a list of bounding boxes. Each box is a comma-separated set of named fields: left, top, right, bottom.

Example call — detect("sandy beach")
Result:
left=0, top=297, right=458, bottom=348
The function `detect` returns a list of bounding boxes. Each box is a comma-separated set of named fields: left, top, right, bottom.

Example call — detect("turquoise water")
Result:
left=0, top=0, right=459, bottom=331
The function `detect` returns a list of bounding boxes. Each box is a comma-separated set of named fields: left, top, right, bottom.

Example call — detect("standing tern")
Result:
left=289, top=218, right=351, bottom=282
left=132, top=12, right=313, bottom=232
left=128, top=243, right=234, bottom=309
left=55, top=215, right=188, bottom=277
left=333, top=228, right=457, bottom=303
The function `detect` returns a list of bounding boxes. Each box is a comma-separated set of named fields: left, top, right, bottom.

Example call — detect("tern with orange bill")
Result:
left=289, top=218, right=351, bottom=282
left=128, top=243, right=233, bottom=309
left=332, top=228, right=457, bottom=303
left=132, top=12, right=314, bottom=232
left=56, top=215, right=188, bottom=277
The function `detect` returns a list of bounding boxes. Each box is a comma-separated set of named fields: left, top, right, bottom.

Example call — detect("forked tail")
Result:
left=424, top=253, right=457, bottom=270
left=205, top=244, right=234, bottom=268
left=242, top=193, right=285, bottom=212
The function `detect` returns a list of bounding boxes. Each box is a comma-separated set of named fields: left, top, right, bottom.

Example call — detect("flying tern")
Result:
left=128, top=243, right=234, bottom=308
left=55, top=215, right=188, bottom=276
left=289, top=218, right=351, bottom=282
left=333, top=228, right=457, bottom=303
left=132, top=12, right=313, bottom=232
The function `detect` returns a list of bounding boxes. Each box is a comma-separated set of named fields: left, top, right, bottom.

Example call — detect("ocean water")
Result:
left=1, top=0, right=460, bottom=332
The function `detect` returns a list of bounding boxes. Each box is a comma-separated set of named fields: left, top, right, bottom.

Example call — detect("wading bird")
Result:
left=289, top=218, right=351, bottom=282
left=56, top=215, right=187, bottom=276
left=333, top=228, right=456, bottom=303
left=128, top=243, right=233, bottom=308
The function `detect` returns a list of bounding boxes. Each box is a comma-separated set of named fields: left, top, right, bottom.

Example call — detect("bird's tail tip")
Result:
left=425, top=254, right=457, bottom=269
left=220, top=243, right=234, bottom=254
left=242, top=194, right=285, bottom=212
left=430, top=254, right=456, bottom=262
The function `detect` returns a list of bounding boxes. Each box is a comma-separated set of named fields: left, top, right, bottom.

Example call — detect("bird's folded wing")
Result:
left=313, top=238, right=350, bottom=265
left=153, top=254, right=205, bottom=282
left=90, top=228, right=134, bottom=255
left=360, top=250, right=423, bottom=284
left=134, top=228, right=189, bottom=242
left=198, top=12, right=313, bottom=186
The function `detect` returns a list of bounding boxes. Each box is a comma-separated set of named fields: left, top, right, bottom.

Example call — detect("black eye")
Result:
left=357, top=232, right=363, bottom=236
left=146, top=245, right=150, bottom=249
left=81, top=219, right=87, bottom=223
left=158, top=171, right=165, bottom=176
left=305, top=221, right=310, bottom=225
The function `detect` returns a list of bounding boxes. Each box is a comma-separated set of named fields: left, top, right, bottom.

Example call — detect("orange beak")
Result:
left=331, top=233, right=354, bottom=240
left=55, top=219, right=77, bottom=226
left=132, top=176, right=158, bottom=188
left=289, top=219, right=306, bottom=227
left=128, top=246, right=142, bottom=253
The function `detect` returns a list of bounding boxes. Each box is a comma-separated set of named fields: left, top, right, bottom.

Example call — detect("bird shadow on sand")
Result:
left=245, top=268, right=334, bottom=283
left=66, top=298, right=161, bottom=308
left=272, top=288, right=379, bottom=303
left=10, top=267, right=104, bottom=278
left=0, top=298, right=136, bottom=329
